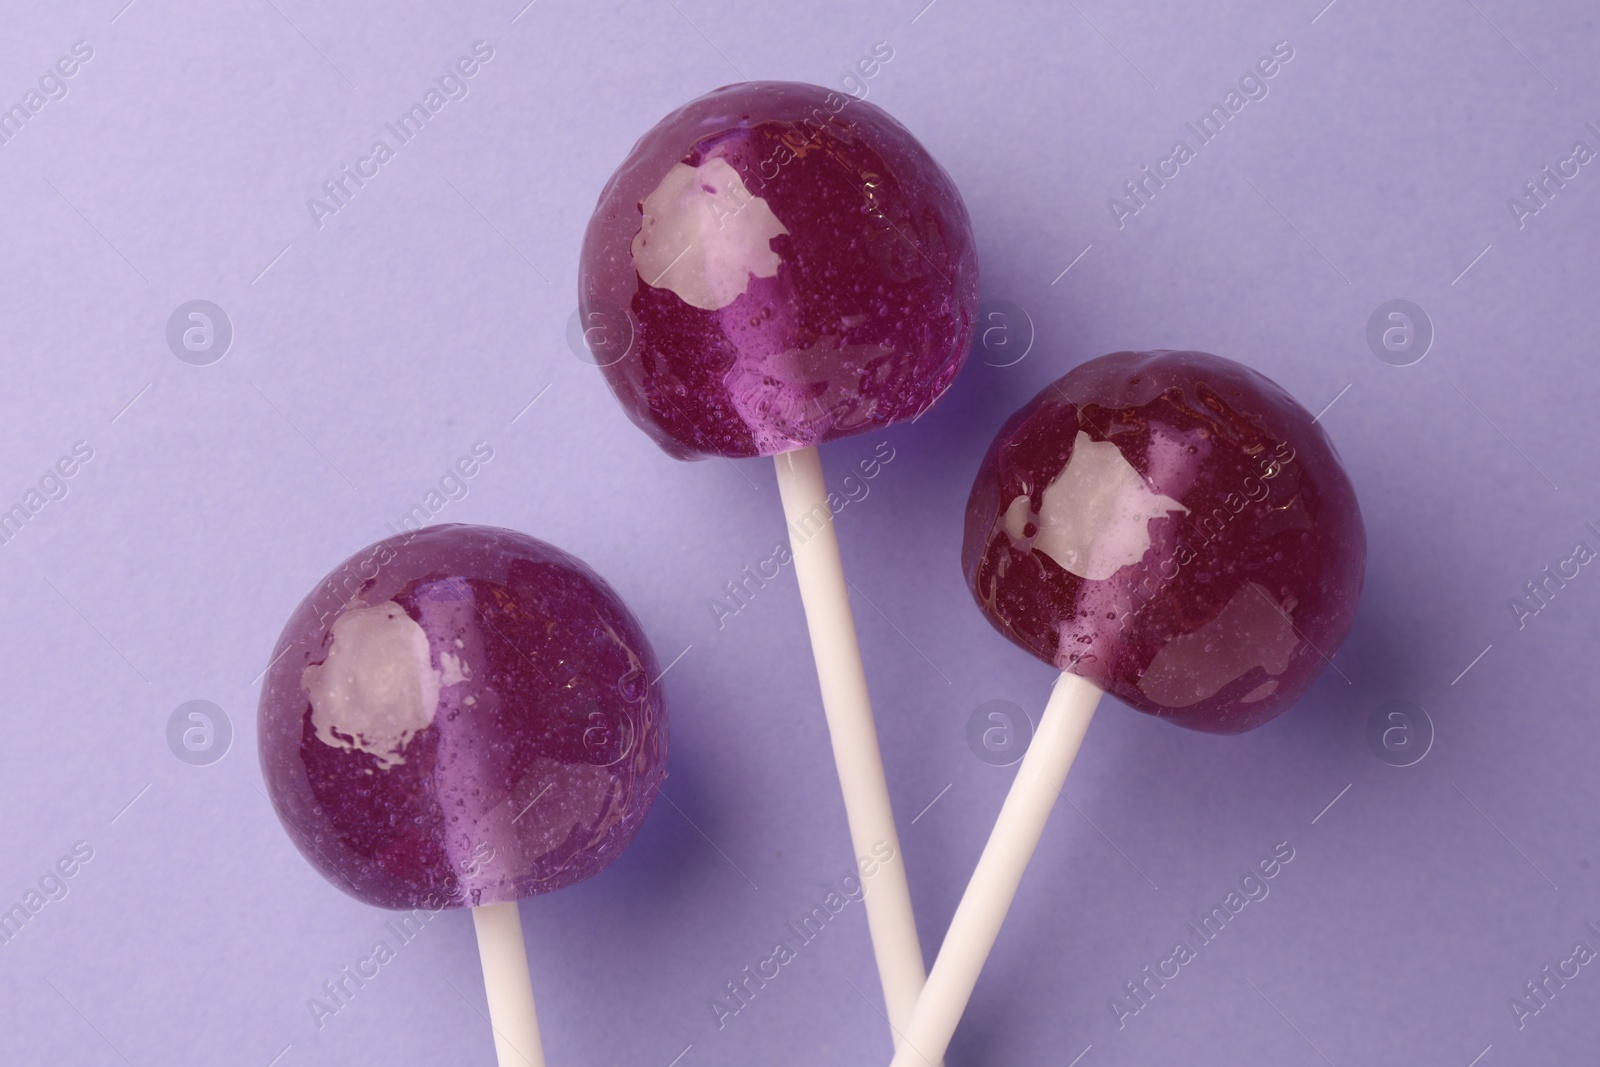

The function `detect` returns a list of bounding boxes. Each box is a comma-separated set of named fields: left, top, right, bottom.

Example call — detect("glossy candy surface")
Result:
left=963, top=351, right=1365, bottom=733
left=259, top=525, right=666, bottom=910
left=580, top=80, right=979, bottom=459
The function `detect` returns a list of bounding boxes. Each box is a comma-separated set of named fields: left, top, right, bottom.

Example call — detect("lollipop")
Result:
left=890, top=351, right=1365, bottom=1066
left=258, top=524, right=666, bottom=1067
left=580, top=80, right=978, bottom=1050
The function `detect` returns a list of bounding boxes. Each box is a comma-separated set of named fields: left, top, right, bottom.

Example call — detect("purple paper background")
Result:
left=1, top=1, right=1597, bottom=1064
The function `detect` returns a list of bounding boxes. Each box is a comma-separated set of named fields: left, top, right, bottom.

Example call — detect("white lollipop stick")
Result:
left=774, top=445, right=931, bottom=1055
left=472, top=902, right=547, bottom=1067
left=888, top=671, right=1102, bottom=1067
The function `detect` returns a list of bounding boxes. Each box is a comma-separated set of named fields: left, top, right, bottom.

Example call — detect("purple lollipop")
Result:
left=259, top=524, right=666, bottom=1067
left=891, top=352, right=1365, bottom=1067
left=579, top=80, right=978, bottom=1053
left=964, top=350, right=1365, bottom=733
left=580, top=80, right=978, bottom=459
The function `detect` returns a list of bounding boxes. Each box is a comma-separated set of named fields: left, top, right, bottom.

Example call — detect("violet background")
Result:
left=1, top=1, right=1596, bottom=1065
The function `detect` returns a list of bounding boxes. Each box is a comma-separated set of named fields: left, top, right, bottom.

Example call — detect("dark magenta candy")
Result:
left=579, top=80, right=979, bottom=459
left=258, top=525, right=667, bottom=910
left=963, top=351, right=1365, bottom=734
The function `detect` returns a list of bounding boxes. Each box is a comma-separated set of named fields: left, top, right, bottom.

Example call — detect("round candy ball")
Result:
left=962, top=351, right=1365, bottom=734
left=580, top=80, right=979, bottom=459
left=258, top=524, right=667, bottom=910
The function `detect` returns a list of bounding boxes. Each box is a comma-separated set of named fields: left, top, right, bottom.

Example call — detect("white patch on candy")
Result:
left=1032, top=431, right=1188, bottom=581
left=631, top=158, right=788, bottom=311
left=722, top=332, right=887, bottom=451
left=1002, top=494, right=1032, bottom=542
left=1137, top=582, right=1299, bottom=708
left=438, top=650, right=471, bottom=686
left=302, top=602, right=442, bottom=770
left=1143, top=423, right=1211, bottom=502
left=1240, top=679, right=1279, bottom=703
